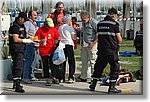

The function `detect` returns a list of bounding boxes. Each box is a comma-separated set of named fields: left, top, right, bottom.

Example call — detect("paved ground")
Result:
left=1, top=79, right=142, bottom=95
left=0, top=60, right=143, bottom=95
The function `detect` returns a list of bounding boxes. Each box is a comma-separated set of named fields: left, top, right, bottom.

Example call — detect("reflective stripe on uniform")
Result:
left=97, top=32, right=116, bottom=36
left=92, top=77, right=100, bottom=80
left=99, top=21, right=116, bottom=25
left=109, top=79, right=116, bottom=83
left=13, top=77, right=21, bottom=80
left=136, top=34, right=143, bottom=36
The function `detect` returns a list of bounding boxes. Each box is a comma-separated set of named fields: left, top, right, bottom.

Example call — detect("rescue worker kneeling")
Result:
left=89, top=8, right=122, bottom=94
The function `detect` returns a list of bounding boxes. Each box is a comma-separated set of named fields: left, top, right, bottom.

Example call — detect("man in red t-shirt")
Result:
left=35, top=18, right=60, bottom=85
left=47, top=1, right=65, bottom=30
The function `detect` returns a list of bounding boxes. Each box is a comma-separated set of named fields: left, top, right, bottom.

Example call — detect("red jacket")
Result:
left=35, top=25, right=60, bottom=56
left=47, top=12, right=64, bottom=30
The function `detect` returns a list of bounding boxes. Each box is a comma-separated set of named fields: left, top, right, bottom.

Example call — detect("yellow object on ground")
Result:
left=121, top=88, right=133, bottom=92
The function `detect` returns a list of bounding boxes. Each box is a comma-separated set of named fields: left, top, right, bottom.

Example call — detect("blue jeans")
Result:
left=23, top=44, right=35, bottom=79
left=31, top=49, right=41, bottom=78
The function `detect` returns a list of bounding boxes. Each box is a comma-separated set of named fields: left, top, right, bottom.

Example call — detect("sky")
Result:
left=1, top=0, right=143, bottom=10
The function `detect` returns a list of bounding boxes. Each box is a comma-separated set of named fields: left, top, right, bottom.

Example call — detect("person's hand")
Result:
left=72, top=35, right=76, bottom=40
left=40, top=38, right=47, bottom=45
left=88, top=42, right=95, bottom=49
left=40, top=39, right=46, bottom=43
left=55, top=40, right=60, bottom=47
left=23, top=39, right=33, bottom=43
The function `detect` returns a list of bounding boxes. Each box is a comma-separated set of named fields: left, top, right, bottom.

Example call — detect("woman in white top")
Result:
left=58, top=15, right=76, bottom=83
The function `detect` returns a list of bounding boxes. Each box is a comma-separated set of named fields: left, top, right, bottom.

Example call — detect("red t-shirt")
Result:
left=47, top=12, right=64, bottom=30
left=35, top=26, right=60, bottom=56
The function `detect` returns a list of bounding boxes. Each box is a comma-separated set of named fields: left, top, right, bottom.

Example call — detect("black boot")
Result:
left=15, top=79, right=25, bottom=93
left=12, top=80, right=23, bottom=89
left=108, top=82, right=121, bottom=94
left=12, top=80, right=16, bottom=89
left=89, top=79, right=97, bottom=91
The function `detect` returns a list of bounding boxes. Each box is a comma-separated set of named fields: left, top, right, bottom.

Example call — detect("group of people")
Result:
left=9, top=1, right=122, bottom=94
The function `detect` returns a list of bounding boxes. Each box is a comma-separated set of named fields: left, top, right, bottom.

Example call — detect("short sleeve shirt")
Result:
left=24, top=19, right=37, bottom=37
left=35, top=26, right=60, bottom=56
left=58, top=24, right=75, bottom=46
left=97, top=16, right=120, bottom=52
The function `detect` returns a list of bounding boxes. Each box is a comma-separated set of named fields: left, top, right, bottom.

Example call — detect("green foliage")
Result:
left=1, top=46, right=9, bottom=59
left=74, top=39, right=142, bottom=75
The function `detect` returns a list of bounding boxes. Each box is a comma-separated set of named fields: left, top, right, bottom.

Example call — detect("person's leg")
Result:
left=61, top=47, right=67, bottom=81
left=92, top=54, right=107, bottom=79
left=23, top=45, right=35, bottom=83
left=12, top=51, right=24, bottom=79
left=66, top=45, right=75, bottom=82
left=109, top=53, right=120, bottom=81
left=58, top=63, right=65, bottom=82
left=41, top=56, right=50, bottom=78
left=108, top=52, right=121, bottom=93
left=31, top=48, right=39, bottom=80
left=49, top=54, right=59, bottom=84
left=41, top=55, right=52, bottom=86
left=88, top=43, right=97, bottom=81
left=12, top=51, right=25, bottom=92
left=90, top=54, right=108, bottom=91
left=80, top=47, right=89, bottom=80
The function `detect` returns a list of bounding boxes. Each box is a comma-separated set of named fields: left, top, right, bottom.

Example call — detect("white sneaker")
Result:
left=68, top=78, right=75, bottom=83
left=31, top=77, right=39, bottom=81
left=87, top=78, right=92, bottom=83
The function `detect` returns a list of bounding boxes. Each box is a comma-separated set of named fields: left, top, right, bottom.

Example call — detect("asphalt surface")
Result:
left=1, top=79, right=142, bottom=95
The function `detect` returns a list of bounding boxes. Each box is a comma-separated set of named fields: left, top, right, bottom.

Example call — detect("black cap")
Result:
left=18, top=12, right=29, bottom=21
left=108, top=8, right=118, bottom=15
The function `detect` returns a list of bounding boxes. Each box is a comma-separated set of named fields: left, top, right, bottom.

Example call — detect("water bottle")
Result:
left=43, top=37, right=47, bottom=46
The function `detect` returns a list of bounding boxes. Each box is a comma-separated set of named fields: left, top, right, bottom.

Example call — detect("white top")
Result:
left=58, top=24, right=75, bottom=46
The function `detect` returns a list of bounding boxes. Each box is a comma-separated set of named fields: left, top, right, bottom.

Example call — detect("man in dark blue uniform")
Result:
left=9, top=12, right=33, bottom=93
left=134, top=23, right=143, bottom=55
left=89, top=8, right=122, bottom=94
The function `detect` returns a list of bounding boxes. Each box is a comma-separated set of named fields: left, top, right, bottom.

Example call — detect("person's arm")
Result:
left=54, top=28, right=61, bottom=40
left=54, top=28, right=61, bottom=46
left=24, top=21, right=31, bottom=38
left=13, top=34, right=23, bottom=43
left=13, top=34, right=33, bottom=43
left=88, top=19, right=98, bottom=49
left=71, top=32, right=76, bottom=40
left=35, top=28, right=41, bottom=40
left=115, top=22, right=122, bottom=44
left=47, top=13, right=52, bottom=18
left=116, top=33, right=122, bottom=44
left=35, top=28, right=46, bottom=44
left=69, top=26, right=76, bottom=40
left=88, top=36, right=98, bottom=49
left=12, top=25, right=32, bottom=43
left=24, top=21, right=36, bottom=38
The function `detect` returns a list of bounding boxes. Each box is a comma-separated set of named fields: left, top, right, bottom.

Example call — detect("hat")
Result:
left=108, top=8, right=118, bottom=15
left=18, top=12, right=29, bottom=21
left=62, top=14, right=71, bottom=23
left=46, top=18, right=54, bottom=27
